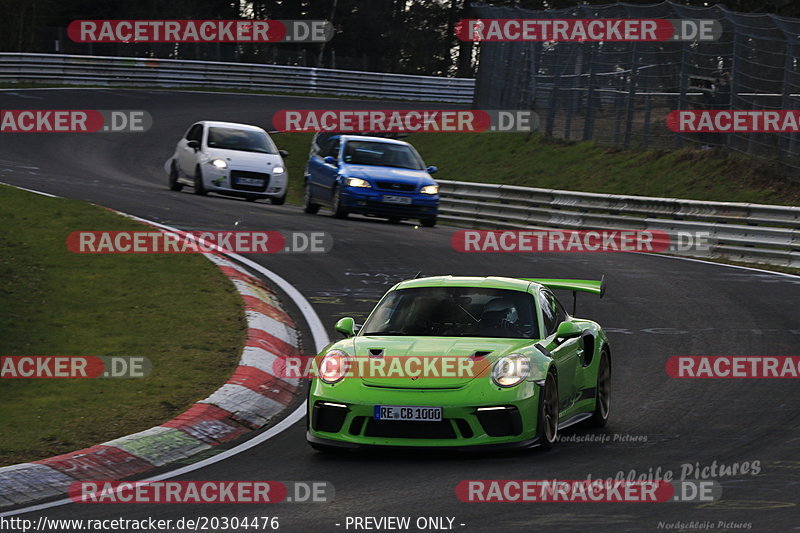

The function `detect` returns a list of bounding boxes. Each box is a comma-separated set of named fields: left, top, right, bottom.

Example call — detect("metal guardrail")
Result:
left=0, top=53, right=475, bottom=103
left=437, top=180, right=800, bottom=268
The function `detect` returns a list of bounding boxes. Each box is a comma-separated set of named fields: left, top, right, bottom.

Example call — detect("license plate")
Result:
left=374, top=405, right=442, bottom=421
left=237, top=177, right=264, bottom=186
left=382, top=195, right=412, bottom=205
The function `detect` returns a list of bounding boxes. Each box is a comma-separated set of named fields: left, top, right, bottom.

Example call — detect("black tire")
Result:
left=420, top=216, right=437, bottom=228
left=331, top=185, right=348, bottom=219
left=303, top=182, right=320, bottom=214
left=168, top=162, right=183, bottom=191
left=537, top=372, right=559, bottom=450
left=270, top=192, right=286, bottom=205
left=193, top=166, right=207, bottom=196
left=589, top=350, right=611, bottom=427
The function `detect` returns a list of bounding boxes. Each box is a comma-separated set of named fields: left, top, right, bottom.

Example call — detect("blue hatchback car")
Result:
left=303, top=134, right=440, bottom=227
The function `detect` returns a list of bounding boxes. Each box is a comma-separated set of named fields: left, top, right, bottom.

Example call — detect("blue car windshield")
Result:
left=360, top=287, right=539, bottom=339
left=342, top=141, right=425, bottom=170
left=207, top=127, right=278, bottom=154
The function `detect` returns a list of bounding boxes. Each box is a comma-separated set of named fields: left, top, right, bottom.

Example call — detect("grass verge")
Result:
left=403, top=133, right=800, bottom=206
left=0, top=185, right=246, bottom=466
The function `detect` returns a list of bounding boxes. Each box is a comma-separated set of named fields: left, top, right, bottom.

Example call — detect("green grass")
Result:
left=0, top=185, right=246, bottom=466
left=275, top=132, right=800, bottom=207
left=404, top=133, right=800, bottom=206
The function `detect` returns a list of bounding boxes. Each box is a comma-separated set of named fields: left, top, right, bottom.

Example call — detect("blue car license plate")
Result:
left=382, top=195, right=412, bottom=205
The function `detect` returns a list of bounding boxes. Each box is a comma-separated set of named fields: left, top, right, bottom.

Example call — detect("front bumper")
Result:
left=307, top=431, right=540, bottom=451
left=204, top=166, right=287, bottom=198
left=307, top=380, right=540, bottom=448
left=341, top=188, right=438, bottom=219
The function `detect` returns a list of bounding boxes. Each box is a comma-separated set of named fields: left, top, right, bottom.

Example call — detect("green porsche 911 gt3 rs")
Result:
left=306, top=275, right=611, bottom=450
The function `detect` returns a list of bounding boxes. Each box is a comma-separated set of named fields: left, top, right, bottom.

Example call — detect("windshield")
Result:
left=342, top=140, right=425, bottom=170
left=360, top=286, right=539, bottom=339
left=207, top=127, right=277, bottom=154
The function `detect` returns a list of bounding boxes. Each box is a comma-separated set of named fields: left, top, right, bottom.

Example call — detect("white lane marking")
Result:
left=0, top=182, right=56, bottom=197
left=0, top=203, right=328, bottom=517
left=636, top=251, right=800, bottom=280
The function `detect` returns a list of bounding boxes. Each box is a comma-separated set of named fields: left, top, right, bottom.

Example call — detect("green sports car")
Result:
left=306, top=275, right=611, bottom=450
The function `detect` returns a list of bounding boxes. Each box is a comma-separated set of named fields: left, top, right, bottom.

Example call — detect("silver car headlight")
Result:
left=492, top=353, right=530, bottom=388
left=210, top=159, right=227, bottom=169
left=420, top=184, right=439, bottom=195
left=345, top=177, right=371, bottom=188
left=273, top=166, right=285, bottom=174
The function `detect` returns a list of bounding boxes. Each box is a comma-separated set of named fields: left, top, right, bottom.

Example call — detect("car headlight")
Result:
left=319, top=350, right=350, bottom=384
left=273, top=166, right=285, bottom=174
left=344, top=177, right=371, bottom=188
left=210, top=159, right=227, bottom=169
left=420, top=184, right=439, bottom=195
left=492, top=353, right=530, bottom=388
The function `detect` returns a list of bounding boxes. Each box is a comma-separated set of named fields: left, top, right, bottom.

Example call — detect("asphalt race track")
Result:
left=1, top=89, right=798, bottom=532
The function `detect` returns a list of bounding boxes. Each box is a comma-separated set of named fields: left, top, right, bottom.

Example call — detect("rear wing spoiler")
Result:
left=520, top=276, right=606, bottom=315
left=520, top=276, right=606, bottom=298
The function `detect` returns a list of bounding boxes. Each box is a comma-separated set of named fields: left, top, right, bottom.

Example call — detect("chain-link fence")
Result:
left=472, top=1, right=800, bottom=180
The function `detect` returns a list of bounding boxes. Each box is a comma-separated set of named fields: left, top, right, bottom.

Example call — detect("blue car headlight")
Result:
left=344, top=177, right=371, bottom=188
left=420, top=184, right=439, bottom=195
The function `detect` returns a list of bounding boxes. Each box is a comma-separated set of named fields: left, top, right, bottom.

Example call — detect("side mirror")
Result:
left=187, top=140, right=200, bottom=150
left=426, top=165, right=438, bottom=174
left=555, top=321, right=582, bottom=340
left=279, top=149, right=289, bottom=158
left=323, top=155, right=337, bottom=165
left=334, top=317, right=356, bottom=338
